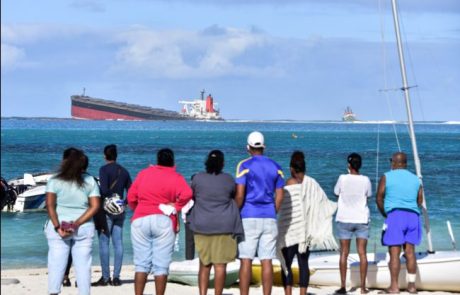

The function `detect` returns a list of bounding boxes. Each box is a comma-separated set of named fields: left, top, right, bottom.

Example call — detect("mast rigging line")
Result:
left=378, top=0, right=401, bottom=152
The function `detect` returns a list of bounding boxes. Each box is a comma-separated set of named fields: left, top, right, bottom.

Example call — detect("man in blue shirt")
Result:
left=92, top=144, right=132, bottom=287
left=376, top=152, right=423, bottom=294
left=235, top=131, right=284, bottom=295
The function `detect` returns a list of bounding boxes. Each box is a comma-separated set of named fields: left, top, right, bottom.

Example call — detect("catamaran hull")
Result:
left=309, top=251, right=460, bottom=292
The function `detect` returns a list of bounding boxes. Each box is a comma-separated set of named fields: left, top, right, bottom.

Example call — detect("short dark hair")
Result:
left=62, top=147, right=79, bottom=160
left=347, top=152, right=362, bottom=171
left=104, top=144, right=118, bottom=161
left=205, top=150, right=224, bottom=174
left=157, top=148, right=174, bottom=167
left=290, top=151, right=306, bottom=173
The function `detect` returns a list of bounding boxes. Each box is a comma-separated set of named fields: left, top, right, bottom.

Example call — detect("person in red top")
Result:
left=127, top=148, right=192, bottom=295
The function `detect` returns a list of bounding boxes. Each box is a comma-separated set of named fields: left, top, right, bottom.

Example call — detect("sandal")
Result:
left=62, top=278, right=71, bottom=287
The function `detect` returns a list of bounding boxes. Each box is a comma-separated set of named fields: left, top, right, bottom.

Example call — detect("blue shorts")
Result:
left=382, top=209, right=422, bottom=246
left=336, top=222, right=369, bottom=240
left=238, top=218, right=278, bottom=260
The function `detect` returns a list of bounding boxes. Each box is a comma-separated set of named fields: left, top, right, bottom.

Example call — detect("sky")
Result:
left=1, top=0, right=459, bottom=121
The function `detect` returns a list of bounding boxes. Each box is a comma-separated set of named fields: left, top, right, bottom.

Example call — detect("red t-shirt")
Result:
left=127, top=165, right=192, bottom=232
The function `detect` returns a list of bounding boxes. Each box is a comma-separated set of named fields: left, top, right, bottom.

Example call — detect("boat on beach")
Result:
left=308, top=251, right=460, bottom=292
left=168, top=258, right=240, bottom=287
left=2, top=173, right=53, bottom=212
left=251, top=258, right=317, bottom=286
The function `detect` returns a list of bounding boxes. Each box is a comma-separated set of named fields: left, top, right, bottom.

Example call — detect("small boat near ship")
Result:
left=71, top=89, right=222, bottom=121
left=342, top=106, right=357, bottom=122
left=1, top=173, right=53, bottom=212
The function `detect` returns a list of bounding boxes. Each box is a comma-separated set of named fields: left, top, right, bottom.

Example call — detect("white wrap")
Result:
left=276, top=176, right=338, bottom=274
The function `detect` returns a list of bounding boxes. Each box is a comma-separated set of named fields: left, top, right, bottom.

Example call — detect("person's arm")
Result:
left=46, top=192, right=71, bottom=237
left=125, top=170, right=132, bottom=192
left=376, top=175, right=387, bottom=218
left=127, top=174, right=140, bottom=211
left=235, top=184, right=245, bottom=208
left=99, top=167, right=110, bottom=197
left=74, top=196, right=100, bottom=227
left=274, top=188, right=284, bottom=213
left=174, top=176, right=193, bottom=212
left=333, top=176, right=342, bottom=197
left=417, top=185, right=423, bottom=208
left=366, top=177, right=373, bottom=197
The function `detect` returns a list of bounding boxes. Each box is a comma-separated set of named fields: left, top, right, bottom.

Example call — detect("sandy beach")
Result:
left=1, top=265, right=457, bottom=295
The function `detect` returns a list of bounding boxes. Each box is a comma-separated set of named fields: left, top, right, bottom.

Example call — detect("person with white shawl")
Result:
left=277, top=151, right=338, bottom=295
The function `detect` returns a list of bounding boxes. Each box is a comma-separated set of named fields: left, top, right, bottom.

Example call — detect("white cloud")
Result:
left=112, top=26, right=282, bottom=78
left=1, top=43, right=25, bottom=69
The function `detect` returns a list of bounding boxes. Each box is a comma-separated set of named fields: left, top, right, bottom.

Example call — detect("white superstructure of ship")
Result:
left=179, top=90, right=222, bottom=120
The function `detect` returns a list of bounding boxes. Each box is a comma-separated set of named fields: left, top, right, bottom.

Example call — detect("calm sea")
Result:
left=1, top=119, right=459, bottom=269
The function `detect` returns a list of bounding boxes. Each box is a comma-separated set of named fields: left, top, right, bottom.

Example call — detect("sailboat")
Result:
left=307, top=0, right=460, bottom=291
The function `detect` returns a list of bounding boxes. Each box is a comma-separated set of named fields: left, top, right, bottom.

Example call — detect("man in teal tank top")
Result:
left=376, top=152, right=423, bottom=294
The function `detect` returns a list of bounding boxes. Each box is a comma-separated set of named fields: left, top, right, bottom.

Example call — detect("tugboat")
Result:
left=342, top=106, right=357, bottom=122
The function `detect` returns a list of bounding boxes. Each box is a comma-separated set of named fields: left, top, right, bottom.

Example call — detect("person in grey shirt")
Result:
left=188, top=150, right=243, bottom=295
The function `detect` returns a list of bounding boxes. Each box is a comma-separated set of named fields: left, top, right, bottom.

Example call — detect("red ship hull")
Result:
left=72, top=105, right=143, bottom=120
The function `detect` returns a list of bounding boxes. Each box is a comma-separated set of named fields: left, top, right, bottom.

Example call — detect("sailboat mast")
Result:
left=390, top=0, right=434, bottom=253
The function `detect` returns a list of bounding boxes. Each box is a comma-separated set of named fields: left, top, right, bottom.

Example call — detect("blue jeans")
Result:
left=98, top=212, right=125, bottom=280
left=45, top=220, right=95, bottom=295
left=131, top=214, right=175, bottom=275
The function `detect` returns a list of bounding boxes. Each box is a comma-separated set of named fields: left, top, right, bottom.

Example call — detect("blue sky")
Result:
left=1, top=0, right=459, bottom=121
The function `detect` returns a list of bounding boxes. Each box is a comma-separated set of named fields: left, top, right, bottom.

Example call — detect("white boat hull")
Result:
left=309, top=251, right=460, bottom=292
left=4, top=173, right=53, bottom=212
left=12, top=186, right=47, bottom=212
left=168, top=258, right=240, bottom=287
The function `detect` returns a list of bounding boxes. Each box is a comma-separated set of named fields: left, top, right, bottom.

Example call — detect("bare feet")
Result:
left=378, top=288, right=400, bottom=294
left=407, top=283, right=418, bottom=294
left=361, top=287, right=370, bottom=294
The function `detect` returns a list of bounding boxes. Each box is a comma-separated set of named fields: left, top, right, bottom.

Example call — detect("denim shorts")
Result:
left=131, top=214, right=175, bottom=276
left=238, top=218, right=278, bottom=260
left=336, top=221, right=369, bottom=240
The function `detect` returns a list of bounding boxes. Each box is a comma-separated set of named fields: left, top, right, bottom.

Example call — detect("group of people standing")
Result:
left=44, top=131, right=423, bottom=295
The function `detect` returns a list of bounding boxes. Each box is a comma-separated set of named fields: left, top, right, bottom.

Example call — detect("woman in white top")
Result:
left=334, top=153, right=372, bottom=294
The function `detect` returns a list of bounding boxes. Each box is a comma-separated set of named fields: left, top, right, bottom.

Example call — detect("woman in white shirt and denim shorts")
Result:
left=334, top=153, right=372, bottom=294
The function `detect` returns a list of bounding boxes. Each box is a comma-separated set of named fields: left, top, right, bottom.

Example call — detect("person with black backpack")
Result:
left=92, top=144, right=132, bottom=287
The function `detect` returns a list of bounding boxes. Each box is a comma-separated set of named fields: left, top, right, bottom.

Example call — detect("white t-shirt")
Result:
left=334, top=174, right=372, bottom=223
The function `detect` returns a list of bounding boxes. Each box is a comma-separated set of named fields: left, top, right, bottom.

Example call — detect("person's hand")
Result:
left=57, top=227, right=73, bottom=238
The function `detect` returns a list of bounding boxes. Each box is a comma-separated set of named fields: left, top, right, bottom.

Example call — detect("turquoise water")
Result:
left=1, top=119, right=459, bottom=269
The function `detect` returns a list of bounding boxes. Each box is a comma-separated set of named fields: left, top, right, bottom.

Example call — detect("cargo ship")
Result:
left=178, top=90, right=222, bottom=120
left=71, top=90, right=222, bottom=121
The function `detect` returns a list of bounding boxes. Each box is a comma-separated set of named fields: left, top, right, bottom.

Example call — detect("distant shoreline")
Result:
left=1, top=116, right=458, bottom=125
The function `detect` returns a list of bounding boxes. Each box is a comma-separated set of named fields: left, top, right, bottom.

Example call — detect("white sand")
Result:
left=1, top=266, right=456, bottom=295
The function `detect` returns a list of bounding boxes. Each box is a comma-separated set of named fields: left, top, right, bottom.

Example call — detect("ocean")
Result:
left=1, top=118, right=459, bottom=270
